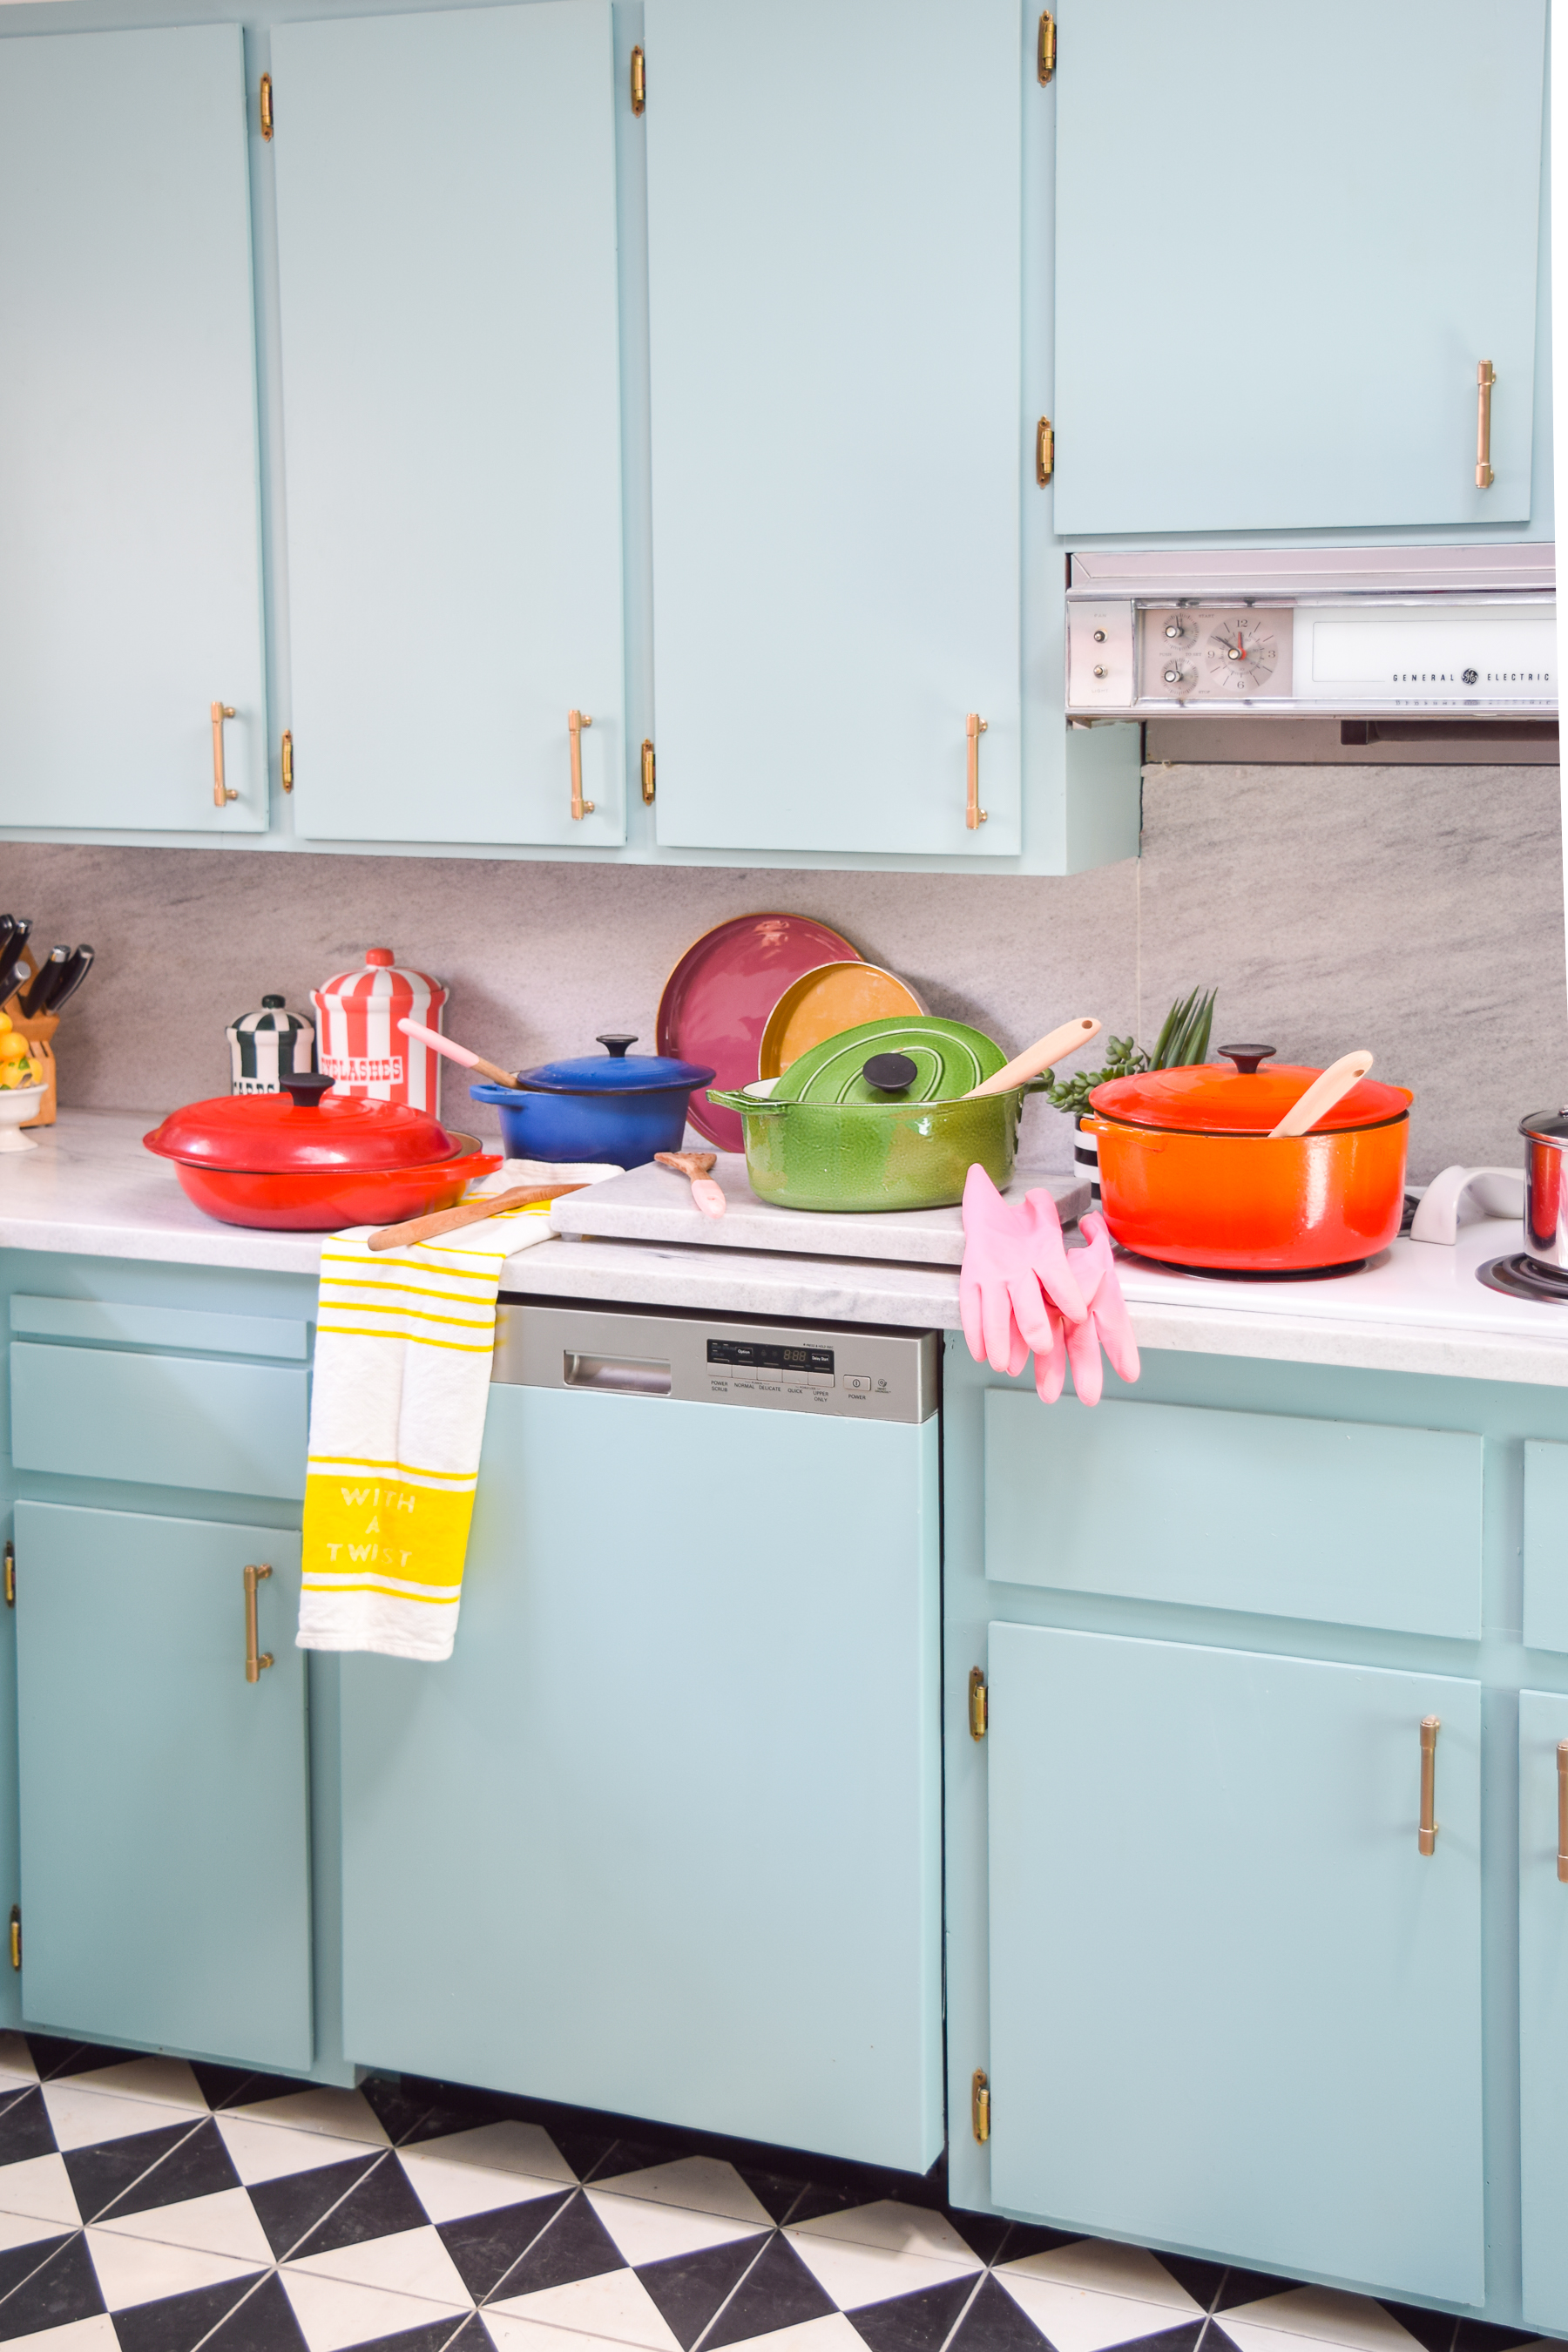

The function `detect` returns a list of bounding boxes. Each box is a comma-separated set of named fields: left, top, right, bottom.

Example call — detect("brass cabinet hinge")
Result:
left=280, top=730, right=294, bottom=794
left=968, top=1666, right=988, bottom=1741
left=630, top=44, right=646, bottom=114
left=1036, top=417, right=1054, bottom=486
left=1037, top=12, right=1056, bottom=84
left=640, top=738, right=656, bottom=804
left=3, top=1541, right=13, bottom=1609
left=971, top=2067, right=990, bottom=2142
left=9, top=1908, right=20, bottom=1972
left=260, top=71, right=274, bottom=141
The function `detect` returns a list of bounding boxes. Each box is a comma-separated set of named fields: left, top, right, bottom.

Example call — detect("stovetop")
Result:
left=1110, top=1217, right=1568, bottom=1345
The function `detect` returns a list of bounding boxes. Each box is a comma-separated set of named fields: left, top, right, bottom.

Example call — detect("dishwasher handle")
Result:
left=563, top=1350, right=672, bottom=1396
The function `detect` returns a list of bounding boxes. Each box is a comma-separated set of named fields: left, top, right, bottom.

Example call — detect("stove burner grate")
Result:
left=1477, top=1252, right=1568, bottom=1304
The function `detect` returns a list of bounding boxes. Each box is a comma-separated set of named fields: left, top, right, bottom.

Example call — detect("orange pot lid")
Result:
left=1091, top=1063, right=1412, bottom=1135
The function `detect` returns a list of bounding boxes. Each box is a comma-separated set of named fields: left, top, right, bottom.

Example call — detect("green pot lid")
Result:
left=769, top=1017, right=1006, bottom=1106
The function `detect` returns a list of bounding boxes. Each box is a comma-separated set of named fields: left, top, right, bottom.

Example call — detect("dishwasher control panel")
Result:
left=493, top=1302, right=937, bottom=1423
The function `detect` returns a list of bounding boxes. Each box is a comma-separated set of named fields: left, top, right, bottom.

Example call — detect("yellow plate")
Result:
left=759, top=963, right=927, bottom=1079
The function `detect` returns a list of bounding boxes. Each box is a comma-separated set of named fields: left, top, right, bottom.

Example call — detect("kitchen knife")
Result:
left=0, top=921, right=34, bottom=1008
left=20, top=948, right=69, bottom=1020
left=44, top=946, right=94, bottom=1017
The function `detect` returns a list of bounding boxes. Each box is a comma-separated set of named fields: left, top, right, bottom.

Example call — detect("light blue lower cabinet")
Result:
left=1519, top=1688, right=1568, bottom=2332
left=340, top=1382, right=943, bottom=2170
left=987, top=1625, right=1484, bottom=2305
left=13, top=1501, right=312, bottom=2070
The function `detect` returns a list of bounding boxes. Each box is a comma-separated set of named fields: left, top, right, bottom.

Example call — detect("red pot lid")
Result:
left=1091, top=1064, right=1412, bottom=1135
left=144, top=1077, right=459, bottom=1172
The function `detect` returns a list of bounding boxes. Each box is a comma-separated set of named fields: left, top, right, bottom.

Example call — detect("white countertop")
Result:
left=6, top=1112, right=1568, bottom=1388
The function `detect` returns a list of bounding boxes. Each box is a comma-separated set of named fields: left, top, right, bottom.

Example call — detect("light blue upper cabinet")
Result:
left=645, top=0, right=1024, bottom=855
left=988, top=1625, right=1484, bottom=2303
left=273, top=3, right=626, bottom=847
left=0, top=25, right=266, bottom=831
left=1053, top=0, right=1546, bottom=536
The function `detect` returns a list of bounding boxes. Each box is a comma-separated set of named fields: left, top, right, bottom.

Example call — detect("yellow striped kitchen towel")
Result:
left=296, top=1162, right=618, bottom=1661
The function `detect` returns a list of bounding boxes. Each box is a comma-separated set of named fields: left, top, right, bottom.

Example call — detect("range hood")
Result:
left=1066, top=544, right=1555, bottom=744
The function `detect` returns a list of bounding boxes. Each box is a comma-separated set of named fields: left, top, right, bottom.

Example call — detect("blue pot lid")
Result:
left=516, top=1033, right=716, bottom=1095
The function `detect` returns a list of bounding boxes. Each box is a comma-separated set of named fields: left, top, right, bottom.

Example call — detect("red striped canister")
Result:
left=312, top=949, right=448, bottom=1113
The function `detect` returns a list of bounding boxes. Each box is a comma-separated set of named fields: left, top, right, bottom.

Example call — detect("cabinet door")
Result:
left=0, top=25, right=266, bottom=831
left=1053, top=0, right=1545, bottom=535
left=274, top=4, right=625, bottom=848
left=14, top=1503, right=311, bottom=2070
left=989, top=1625, right=1483, bottom=2302
left=341, top=1385, right=942, bottom=2170
left=1519, top=1689, right=1568, bottom=2330
left=645, top=0, right=1022, bottom=855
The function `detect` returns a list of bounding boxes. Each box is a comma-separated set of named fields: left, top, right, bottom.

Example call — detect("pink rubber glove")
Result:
left=961, top=1167, right=1087, bottom=1375
left=1058, top=1211, right=1141, bottom=1407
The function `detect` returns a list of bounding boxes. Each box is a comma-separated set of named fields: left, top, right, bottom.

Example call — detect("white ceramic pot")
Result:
left=0, top=1085, right=49, bottom=1152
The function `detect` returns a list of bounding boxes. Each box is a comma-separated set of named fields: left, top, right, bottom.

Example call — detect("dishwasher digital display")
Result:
left=706, top=1340, right=835, bottom=1375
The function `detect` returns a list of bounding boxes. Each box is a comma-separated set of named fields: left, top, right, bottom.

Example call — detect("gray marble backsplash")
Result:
left=3, top=759, right=1563, bottom=1186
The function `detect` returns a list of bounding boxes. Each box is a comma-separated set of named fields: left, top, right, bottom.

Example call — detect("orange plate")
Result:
left=1088, top=1115, right=1409, bottom=1272
left=759, top=963, right=926, bottom=1078
left=167, top=1138, right=502, bottom=1232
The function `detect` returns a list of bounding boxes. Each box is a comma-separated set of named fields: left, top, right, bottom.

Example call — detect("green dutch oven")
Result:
left=707, top=1017, right=1048, bottom=1213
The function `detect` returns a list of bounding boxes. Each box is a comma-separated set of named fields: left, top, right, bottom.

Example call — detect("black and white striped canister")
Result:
left=227, top=997, right=317, bottom=1094
left=1074, top=1114, right=1100, bottom=1204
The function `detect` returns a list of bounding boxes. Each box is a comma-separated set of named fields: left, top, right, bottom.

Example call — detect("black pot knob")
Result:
left=863, top=1051, right=919, bottom=1093
left=1218, top=1044, right=1276, bottom=1076
left=281, top=1073, right=336, bottom=1108
left=597, top=1033, right=638, bottom=1058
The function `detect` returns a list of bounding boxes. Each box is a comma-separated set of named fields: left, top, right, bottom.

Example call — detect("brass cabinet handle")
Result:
left=211, top=701, right=239, bottom=807
left=640, top=738, right=656, bottom=805
left=1476, top=361, right=1496, bottom=490
left=244, top=1563, right=274, bottom=1684
left=1558, top=1741, right=1568, bottom=1884
left=568, top=709, right=594, bottom=820
left=259, top=71, right=274, bottom=141
left=280, top=729, right=294, bottom=794
left=965, top=713, right=988, bottom=830
left=1419, top=1714, right=1440, bottom=1855
left=630, top=44, right=645, bottom=114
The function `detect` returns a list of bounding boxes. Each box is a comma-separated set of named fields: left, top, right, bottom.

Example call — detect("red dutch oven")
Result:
left=1085, top=1045, right=1413, bottom=1274
left=145, top=1073, right=501, bottom=1231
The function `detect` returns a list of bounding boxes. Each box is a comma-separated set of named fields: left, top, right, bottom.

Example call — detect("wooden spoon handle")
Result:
left=961, top=1017, right=1102, bottom=1102
left=367, top=1181, right=585, bottom=1252
left=398, top=1016, right=519, bottom=1091
left=655, top=1151, right=718, bottom=1178
left=1267, top=1050, right=1375, bottom=1139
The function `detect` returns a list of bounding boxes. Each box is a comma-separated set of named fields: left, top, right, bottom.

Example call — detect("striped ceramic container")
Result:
left=226, top=996, right=316, bottom=1094
left=312, top=948, right=448, bottom=1112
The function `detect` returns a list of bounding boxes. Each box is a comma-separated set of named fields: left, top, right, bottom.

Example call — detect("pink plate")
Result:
left=658, top=913, right=861, bottom=1151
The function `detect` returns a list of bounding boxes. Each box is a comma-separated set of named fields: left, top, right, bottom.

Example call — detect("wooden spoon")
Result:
left=399, top=1015, right=519, bottom=1089
left=960, top=1017, right=1102, bottom=1102
left=655, top=1149, right=727, bottom=1220
left=368, top=1181, right=585, bottom=1252
left=1267, top=1050, right=1375, bottom=1139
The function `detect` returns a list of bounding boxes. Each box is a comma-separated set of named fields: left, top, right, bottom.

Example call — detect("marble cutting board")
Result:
left=547, top=1154, right=1089, bottom=1266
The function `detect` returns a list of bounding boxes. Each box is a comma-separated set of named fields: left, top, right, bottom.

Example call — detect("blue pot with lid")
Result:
left=470, top=1033, right=716, bottom=1166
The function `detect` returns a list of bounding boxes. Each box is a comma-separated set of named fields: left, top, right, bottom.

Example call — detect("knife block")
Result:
left=3, top=955, right=57, bottom=1127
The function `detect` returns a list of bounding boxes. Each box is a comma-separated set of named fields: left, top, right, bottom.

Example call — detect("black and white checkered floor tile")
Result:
left=0, top=2035, right=1548, bottom=2352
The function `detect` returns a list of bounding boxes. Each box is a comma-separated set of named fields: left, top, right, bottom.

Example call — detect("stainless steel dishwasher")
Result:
left=338, top=1298, right=943, bottom=2173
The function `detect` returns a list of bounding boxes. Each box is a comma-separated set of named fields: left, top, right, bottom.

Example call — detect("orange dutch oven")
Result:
left=1085, top=1045, right=1413, bottom=1274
